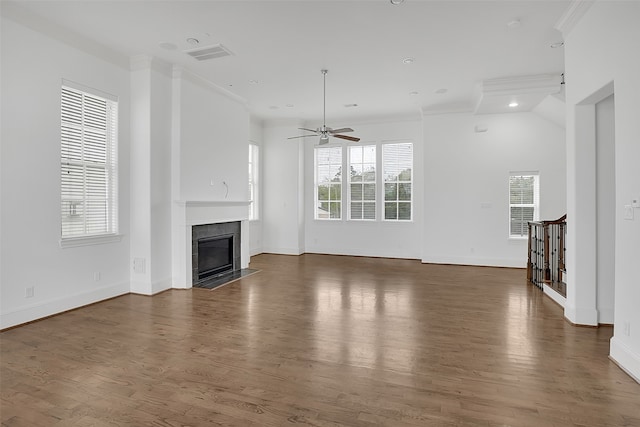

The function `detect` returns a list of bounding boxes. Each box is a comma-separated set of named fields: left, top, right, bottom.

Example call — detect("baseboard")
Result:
left=564, top=303, right=599, bottom=326
left=261, top=246, right=304, bottom=256
left=306, top=246, right=420, bottom=260
left=543, top=283, right=566, bottom=308
left=421, top=255, right=526, bottom=268
left=0, top=281, right=130, bottom=330
left=250, top=247, right=263, bottom=257
left=130, top=277, right=172, bottom=296
left=609, top=336, right=640, bottom=384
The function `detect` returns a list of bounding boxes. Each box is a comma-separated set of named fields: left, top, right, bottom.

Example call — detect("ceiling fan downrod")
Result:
left=321, top=69, right=328, bottom=133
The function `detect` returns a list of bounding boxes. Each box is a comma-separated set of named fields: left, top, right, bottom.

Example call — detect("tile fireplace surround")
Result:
left=172, top=201, right=250, bottom=289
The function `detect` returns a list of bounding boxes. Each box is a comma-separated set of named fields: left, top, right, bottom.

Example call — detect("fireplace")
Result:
left=197, top=235, right=233, bottom=280
left=192, top=221, right=241, bottom=286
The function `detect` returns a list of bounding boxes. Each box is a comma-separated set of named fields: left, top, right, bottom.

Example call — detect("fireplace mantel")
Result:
left=172, top=200, right=251, bottom=288
left=175, top=200, right=251, bottom=208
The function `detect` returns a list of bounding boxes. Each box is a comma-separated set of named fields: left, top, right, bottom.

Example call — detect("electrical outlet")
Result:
left=624, top=321, right=631, bottom=336
left=25, top=286, right=34, bottom=298
left=94, top=272, right=101, bottom=282
left=624, top=205, right=634, bottom=220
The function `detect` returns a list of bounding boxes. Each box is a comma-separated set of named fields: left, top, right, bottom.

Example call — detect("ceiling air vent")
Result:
left=185, top=44, right=233, bottom=61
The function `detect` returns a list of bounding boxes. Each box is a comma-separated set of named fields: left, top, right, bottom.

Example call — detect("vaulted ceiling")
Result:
left=4, top=0, right=570, bottom=122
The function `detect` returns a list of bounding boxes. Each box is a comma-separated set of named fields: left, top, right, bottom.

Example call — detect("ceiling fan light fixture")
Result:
left=390, top=0, right=405, bottom=4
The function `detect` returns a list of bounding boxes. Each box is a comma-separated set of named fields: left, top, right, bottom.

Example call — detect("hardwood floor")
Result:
left=1, top=254, right=639, bottom=426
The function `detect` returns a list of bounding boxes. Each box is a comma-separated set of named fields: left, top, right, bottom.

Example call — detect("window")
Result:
left=60, top=82, right=118, bottom=239
left=509, top=173, right=539, bottom=238
left=349, top=145, right=376, bottom=220
left=383, top=142, right=413, bottom=221
left=248, top=144, right=259, bottom=220
left=315, top=146, right=342, bottom=219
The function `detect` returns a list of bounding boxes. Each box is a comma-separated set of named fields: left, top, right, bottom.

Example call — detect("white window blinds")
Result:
left=315, top=146, right=343, bottom=220
left=509, top=173, right=539, bottom=237
left=349, top=145, right=376, bottom=220
left=61, top=82, right=118, bottom=238
left=248, top=144, right=259, bottom=220
left=383, top=142, right=413, bottom=221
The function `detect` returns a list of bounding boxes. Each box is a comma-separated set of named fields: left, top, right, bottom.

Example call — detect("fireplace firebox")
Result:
left=197, top=235, right=233, bottom=280
left=192, top=221, right=241, bottom=287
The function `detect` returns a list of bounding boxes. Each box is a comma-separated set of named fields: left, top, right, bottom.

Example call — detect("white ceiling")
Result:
left=4, top=0, right=570, bottom=123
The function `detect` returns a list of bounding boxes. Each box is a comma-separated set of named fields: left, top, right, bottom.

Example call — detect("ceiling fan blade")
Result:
left=298, top=127, right=318, bottom=133
left=333, top=134, right=361, bottom=142
left=329, top=127, right=353, bottom=134
left=287, top=134, right=317, bottom=139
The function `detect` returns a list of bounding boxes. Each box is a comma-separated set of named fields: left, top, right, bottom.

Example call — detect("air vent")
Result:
left=185, top=44, right=233, bottom=61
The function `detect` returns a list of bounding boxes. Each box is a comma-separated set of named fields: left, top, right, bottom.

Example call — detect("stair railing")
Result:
left=527, top=215, right=567, bottom=295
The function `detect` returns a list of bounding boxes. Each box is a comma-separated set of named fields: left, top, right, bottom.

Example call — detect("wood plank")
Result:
left=1, top=254, right=638, bottom=426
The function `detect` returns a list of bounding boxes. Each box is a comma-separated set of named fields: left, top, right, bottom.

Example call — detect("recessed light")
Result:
left=286, top=104, right=294, bottom=108
left=402, top=57, right=415, bottom=64
left=509, top=102, right=519, bottom=108
left=158, top=42, right=177, bottom=50
left=550, top=41, right=564, bottom=49
left=409, top=91, right=419, bottom=96
left=249, top=79, right=259, bottom=84
left=344, top=103, right=359, bottom=108
left=507, top=19, right=522, bottom=29
left=390, top=0, right=405, bottom=4
left=186, top=37, right=199, bottom=45
left=435, top=88, right=448, bottom=94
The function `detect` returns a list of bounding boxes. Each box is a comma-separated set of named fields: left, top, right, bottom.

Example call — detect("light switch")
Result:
left=624, top=205, right=634, bottom=220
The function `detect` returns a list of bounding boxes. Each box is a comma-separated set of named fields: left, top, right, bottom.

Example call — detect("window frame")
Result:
left=60, top=80, right=120, bottom=247
left=348, top=144, right=377, bottom=221
left=508, top=172, right=540, bottom=239
left=248, top=143, right=259, bottom=221
left=314, top=145, right=343, bottom=220
left=382, top=142, right=413, bottom=222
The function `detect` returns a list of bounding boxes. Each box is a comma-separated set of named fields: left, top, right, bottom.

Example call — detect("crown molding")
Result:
left=1, top=1, right=129, bottom=69
left=555, top=0, right=595, bottom=37
left=481, top=74, right=562, bottom=96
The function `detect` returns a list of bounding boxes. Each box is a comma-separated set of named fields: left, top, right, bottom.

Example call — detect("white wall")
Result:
left=262, top=120, right=305, bottom=255
left=422, top=112, right=566, bottom=267
left=303, top=117, right=424, bottom=259
left=595, top=94, right=615, bottom=325
left=564, top=1, right=640, bottom=381
left=177, top=72, right=249, bottom=202
left=129, top=57, right=174, bottom=295
left=0, top=15, right=131, bottom=328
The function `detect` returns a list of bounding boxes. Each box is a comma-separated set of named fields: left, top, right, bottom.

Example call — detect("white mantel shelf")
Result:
left=175, top=200, right=251, bottom=207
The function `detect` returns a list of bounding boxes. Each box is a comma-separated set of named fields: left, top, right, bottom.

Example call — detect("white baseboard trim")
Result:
left=130, top=277, right=172, bottom=296
left=564, top=303, right=599, bottom=326
left=597, top=308, right=615, bottom=325
left=543, top=284, right=566, bottom=308
left=261, top=246, right=304, bottom=256
left=250, top=247, right=263, bottom=257
left=421, top=255, right=526, bottom=268
left=1, top=281, right=130, bottom=330
left=306, top=246, right=420, bottom=260
left=610, top=336, right=640, bottom=384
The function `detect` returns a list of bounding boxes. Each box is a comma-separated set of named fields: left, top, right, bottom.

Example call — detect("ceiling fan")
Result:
left=288, top=69, right=360, bottom=145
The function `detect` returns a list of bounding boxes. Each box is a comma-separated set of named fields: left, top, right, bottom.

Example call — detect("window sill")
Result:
left=508, top=236, right=528, bottom=242
left=59, top=234, right=123, bottom=248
